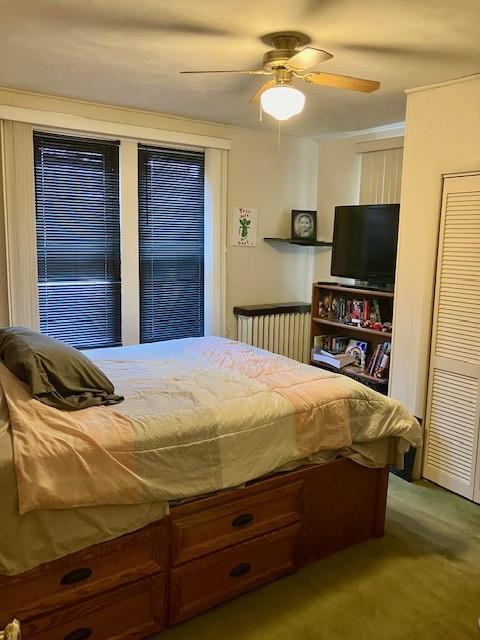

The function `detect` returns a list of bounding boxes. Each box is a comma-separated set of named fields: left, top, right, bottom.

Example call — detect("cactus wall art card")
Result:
left=232, top=207, right=257, bottom=247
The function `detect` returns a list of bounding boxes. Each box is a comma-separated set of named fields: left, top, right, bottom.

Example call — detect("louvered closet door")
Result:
left=423, top=174, right=480, bottom=501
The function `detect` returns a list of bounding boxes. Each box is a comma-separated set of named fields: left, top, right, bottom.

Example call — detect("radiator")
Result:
left=234, top=302, right=311, bottom=364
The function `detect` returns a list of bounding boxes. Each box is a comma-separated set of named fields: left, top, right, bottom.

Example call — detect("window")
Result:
left=138, top=145, right=205, bottom=343
left=34, top=132, right=121, bottom=349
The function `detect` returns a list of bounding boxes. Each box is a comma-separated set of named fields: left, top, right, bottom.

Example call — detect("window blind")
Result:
left=359, top=147, right=403, bottom=205
left=138, top=145, right=205, bottom=343
left=34, top=132, right=121, bottom=349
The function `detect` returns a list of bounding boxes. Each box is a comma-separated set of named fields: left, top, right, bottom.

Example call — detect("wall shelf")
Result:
left=264, top=237, right=333, bottom=247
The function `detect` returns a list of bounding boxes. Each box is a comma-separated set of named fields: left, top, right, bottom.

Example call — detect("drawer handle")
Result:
left=63, top=628, right=92, bottom=640
left=60, top=567, right=92, bottom=586
left=229, top=562, right=251, bottom=578
left=231, top=513, right=254, bottom=528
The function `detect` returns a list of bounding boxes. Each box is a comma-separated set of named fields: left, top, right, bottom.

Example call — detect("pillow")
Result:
left=0, top=327, right=123, bottom=411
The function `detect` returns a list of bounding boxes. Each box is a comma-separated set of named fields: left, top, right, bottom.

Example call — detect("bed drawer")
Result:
left=170, top=523, right=299, bottom=624
left=22, top=574, right=166, bottom=640
left=0, top=522, right=168, bottom=622
left=171, top=481, right=302, bottom=565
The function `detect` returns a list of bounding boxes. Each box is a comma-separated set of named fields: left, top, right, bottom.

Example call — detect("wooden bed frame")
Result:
left=0, top=458, right=389, bottom=640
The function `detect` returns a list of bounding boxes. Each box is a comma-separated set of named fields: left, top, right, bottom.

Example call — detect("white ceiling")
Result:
left=0, top=0, right=479, bottom=137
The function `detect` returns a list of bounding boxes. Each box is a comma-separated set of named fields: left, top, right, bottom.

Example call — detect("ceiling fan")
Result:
left=181, top=32, right=380, bottom=121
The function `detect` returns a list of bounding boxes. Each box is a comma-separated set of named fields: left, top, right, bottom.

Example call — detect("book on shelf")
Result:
left=319, top=294, right=384, bottom=326
left=366, top=341, right=391, bottom=378
left=311, top=351, right=356, bottom=369
left=371, top=299, right=382, bottom=323
left=313, top=334, right=350, bottom=355
left=345, top=339, right=368, bottom=369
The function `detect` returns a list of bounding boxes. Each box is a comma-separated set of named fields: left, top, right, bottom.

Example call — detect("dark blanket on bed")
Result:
left=0, top=327, right=123, bottom=410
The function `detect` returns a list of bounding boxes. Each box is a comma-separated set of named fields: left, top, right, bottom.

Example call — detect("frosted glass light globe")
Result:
left=260, top=86, right=305, bottom=121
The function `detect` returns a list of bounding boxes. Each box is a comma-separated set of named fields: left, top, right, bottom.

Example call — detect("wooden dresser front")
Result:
left=170, top=524, right=299, bottom=624
left=22, top=575, right=167, bottom=640
left=0, top=523, right=168, bottom=622
left=169, top=479, right=303, bottom=624
left=0, top=459, right=388, bottom=640
left=170, top=480, right=302, bottom=565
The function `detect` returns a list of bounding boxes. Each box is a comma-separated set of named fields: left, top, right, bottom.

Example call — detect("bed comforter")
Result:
left=0, top=337, right=421, bottom=574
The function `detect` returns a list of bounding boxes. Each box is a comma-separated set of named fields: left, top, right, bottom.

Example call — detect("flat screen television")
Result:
left=331, top=204, right=400, bottom=285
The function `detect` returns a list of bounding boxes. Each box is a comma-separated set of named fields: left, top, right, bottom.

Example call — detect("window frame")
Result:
left=137, top=143, right=206, bottom=344
left=118, top=139, right=227, bottom=345
left=1, top=117, right=228, bottom=344
left=33, top=131, right=122, bottom=349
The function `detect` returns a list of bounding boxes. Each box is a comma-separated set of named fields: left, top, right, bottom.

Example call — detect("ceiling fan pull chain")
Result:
left=277, top=120, right=281, bottom=168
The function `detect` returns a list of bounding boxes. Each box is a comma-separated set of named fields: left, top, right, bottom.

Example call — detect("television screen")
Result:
left=331, top=204, right=400, bottom=283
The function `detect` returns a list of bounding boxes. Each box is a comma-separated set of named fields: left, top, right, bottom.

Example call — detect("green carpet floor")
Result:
left=159, top=475, right=480, bottom=640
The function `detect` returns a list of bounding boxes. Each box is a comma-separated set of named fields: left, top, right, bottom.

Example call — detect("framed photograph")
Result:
left=291, top=210, right=317, bottom=241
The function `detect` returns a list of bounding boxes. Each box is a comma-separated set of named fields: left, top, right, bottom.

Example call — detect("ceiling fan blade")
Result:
left=286, top=47, right=333, bottom=71
left=33, top=5, right=236, bottom=37
left=302, top=0, right=342, bottom=16
left=180, top=69, right=268, bottom=75
left=304, top=72, right=380, bottom=93
left=339, top=43, right=473, bottom=61
left=250, top=80, right=277, bottom=103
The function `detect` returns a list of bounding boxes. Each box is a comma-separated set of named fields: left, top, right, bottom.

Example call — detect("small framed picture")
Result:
left=291, top=210, right=317, bottom=241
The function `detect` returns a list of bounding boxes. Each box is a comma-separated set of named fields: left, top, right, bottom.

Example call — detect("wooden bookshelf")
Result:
left=310, top=283, right=394, bottom=394
left=309, top=360, right=389, bottom=386
left=312, top=317, right=392, bottom=338
left=314, top=283, right=394, bottom=299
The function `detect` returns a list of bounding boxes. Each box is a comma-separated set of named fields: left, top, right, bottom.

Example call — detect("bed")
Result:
left=0, top=336, right=421, bottom=639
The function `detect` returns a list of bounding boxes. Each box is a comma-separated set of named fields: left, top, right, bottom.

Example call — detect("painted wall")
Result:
left=227, top=128, right=317, bottom=332
left=0, top=88, right=318, bottom=337
left=313, top=126, right=405, bottom=284
left=313, top=135, right=361, bottom=283
left=390, top=75, right=480, bottom=418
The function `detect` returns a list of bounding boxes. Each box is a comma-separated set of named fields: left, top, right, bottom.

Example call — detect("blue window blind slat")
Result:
left=138, top=145, right=205, bottom=343
left=34, top=132, right=121, bottom=349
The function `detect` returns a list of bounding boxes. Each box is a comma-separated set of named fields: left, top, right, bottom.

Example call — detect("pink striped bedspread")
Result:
left=0, top=337, right=421, bottom=515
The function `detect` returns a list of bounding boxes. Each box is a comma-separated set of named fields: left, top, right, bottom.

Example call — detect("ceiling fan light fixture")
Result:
left=260, top=86, right=305, bottom=121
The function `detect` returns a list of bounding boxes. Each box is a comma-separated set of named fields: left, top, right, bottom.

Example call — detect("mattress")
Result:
left=0, top=337, right=421, bottom=575
left=0, top=396, right=168, bottom=576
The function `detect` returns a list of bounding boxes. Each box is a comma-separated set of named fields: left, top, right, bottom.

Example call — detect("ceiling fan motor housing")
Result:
left=262, top=33, right=305, bottom=72
left=263, top=49, right=297, bottom=71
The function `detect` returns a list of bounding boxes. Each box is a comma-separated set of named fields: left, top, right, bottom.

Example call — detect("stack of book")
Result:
left=311, top=350, right=356, bottom=369
left=314, top=335, right=350, bottom=355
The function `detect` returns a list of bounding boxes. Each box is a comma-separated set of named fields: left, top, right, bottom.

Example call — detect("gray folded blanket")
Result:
left=0, top=327, right=123, bottom=410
